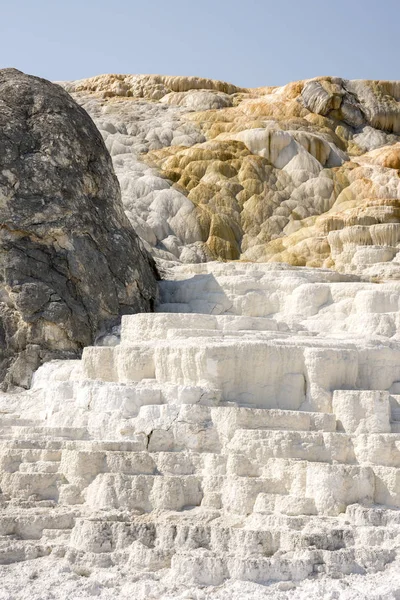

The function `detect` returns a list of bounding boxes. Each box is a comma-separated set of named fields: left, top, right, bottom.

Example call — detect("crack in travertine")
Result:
left=0, top=262, right=399, bottom=598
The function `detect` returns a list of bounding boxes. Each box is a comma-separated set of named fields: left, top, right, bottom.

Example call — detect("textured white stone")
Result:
left=0, top=262, right=400, bottom=598
left=64, top=94, right=208, bottom=265
left=333, top=390, right=392, bottom=434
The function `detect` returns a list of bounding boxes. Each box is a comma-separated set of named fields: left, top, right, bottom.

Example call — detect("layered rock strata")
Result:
left=0, top=263, right=399, bottom=598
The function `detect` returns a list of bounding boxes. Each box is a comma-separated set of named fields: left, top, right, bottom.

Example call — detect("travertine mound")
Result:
left=0, top=263, right=400, bottom=598
left=0, top=69, right=157, bottom=389
left=60, top=74, right=400, bottom=277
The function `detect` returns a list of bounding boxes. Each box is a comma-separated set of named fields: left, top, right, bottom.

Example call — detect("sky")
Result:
left=0, top=0, right=398, bottom=88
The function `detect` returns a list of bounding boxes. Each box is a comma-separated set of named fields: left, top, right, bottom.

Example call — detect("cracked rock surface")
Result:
left=0, top=69, right=158, bottom=389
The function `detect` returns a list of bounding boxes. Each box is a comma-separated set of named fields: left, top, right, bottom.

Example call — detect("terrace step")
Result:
left=0, top=472, right=65, bottom=501
left=0, top=538, right=52, bottom=564
left=0, top=426, right=89, bottom=440
left=0, top=509, right=76, bottom=538
left=18, top=461, right=60, bottom=474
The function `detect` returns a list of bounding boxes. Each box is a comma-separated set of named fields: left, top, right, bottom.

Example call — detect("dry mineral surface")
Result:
left=59, top=74, right=400, bottom=280
left=0, top=73, right=399, bottom=599
left=0, top=262, right=400, bottom=598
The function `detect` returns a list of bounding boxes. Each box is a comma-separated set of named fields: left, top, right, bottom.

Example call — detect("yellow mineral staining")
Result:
left=358, top=143, right=400, bottom=170
left=64, top=73, right=400, bottom=276
left=144, top=141, right=252, bottom=259
left=62, top=73, right=245, bottom=100
left=252, top=164, right=400, bottom=271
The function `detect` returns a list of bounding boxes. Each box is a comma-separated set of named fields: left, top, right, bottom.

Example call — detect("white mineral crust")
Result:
left=0, top=262, right=400, bottom=598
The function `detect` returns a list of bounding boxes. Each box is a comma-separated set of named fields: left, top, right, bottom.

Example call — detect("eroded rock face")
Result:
left=60, top=74, right=400, bottom=277
left=0, top=69, right=158, bottom=388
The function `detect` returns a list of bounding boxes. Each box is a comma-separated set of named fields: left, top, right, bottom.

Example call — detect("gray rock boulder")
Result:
left=0, top=68, right=158, bottom=389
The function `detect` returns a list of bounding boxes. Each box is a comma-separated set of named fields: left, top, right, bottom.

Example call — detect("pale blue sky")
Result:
left=1, top=0, right=398, bottom=87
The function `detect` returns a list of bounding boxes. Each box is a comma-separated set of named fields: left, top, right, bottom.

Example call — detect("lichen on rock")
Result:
left=0, top=68, right=158, bottom=389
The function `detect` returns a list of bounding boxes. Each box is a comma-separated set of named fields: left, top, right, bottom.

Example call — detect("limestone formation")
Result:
left=0, top=263, right=399, bottom=598
left=0, top=70, right=400, bottom=598
left=0, top=69, right=157, bottom=389
left=59, top=74, right=400, bottom=277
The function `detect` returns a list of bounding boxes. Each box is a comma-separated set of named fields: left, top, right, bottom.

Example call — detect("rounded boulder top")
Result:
left=0, top=68, right=158, bottom=389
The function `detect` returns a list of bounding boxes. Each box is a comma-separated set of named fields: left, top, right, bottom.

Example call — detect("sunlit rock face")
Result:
left=0, top=69, right=158, bottom=389
left=59, top=74, right=400, bottom=277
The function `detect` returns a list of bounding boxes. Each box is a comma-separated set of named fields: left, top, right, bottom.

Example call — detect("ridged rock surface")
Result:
left=60, top=74, right=400, bottom=278
left=0, top=69, right=157, bottom=389
left=0, top=263, right=400, bottom=598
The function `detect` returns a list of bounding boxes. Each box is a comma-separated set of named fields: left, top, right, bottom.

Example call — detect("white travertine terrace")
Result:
left=0, top=262, right=400, bottom=598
